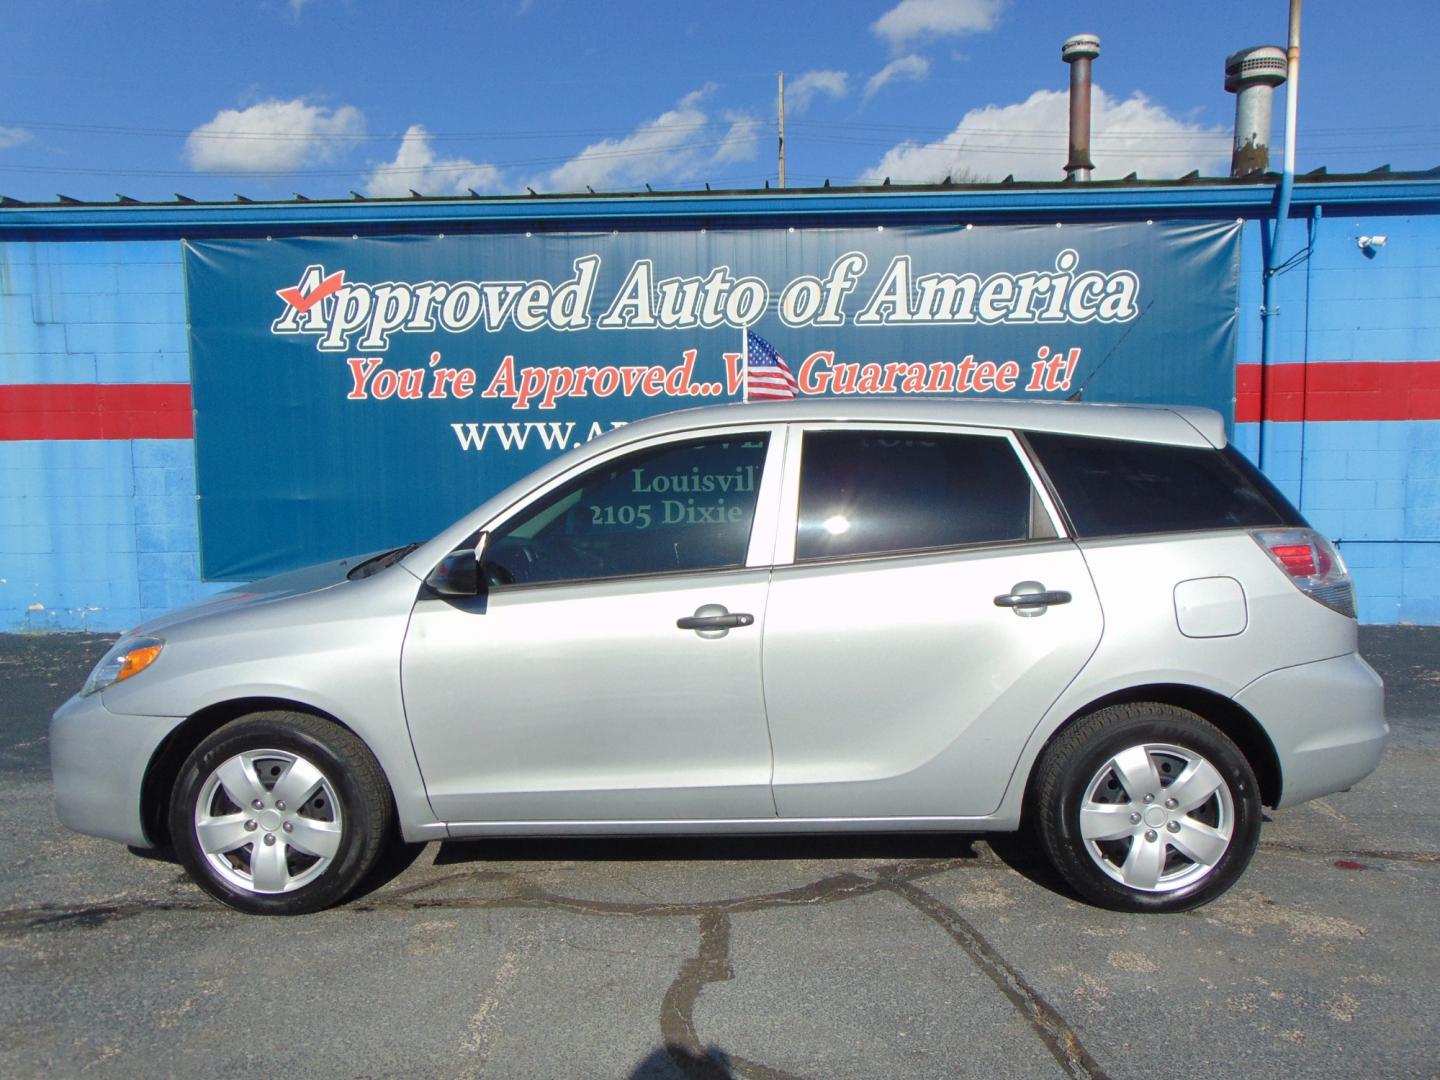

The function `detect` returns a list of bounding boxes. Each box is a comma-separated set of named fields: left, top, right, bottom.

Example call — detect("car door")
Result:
left=401, top=426, right=785, bottom=826
left=762, top=424, right=1103, bottom=819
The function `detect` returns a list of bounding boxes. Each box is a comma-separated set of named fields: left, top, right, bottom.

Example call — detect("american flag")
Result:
left=745, top=330, right=799, bottom=401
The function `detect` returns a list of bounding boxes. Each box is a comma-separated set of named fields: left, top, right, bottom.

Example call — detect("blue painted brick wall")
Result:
left=1234, top=210, right=1440, bottom=625
left=1, top=240, right=226, bottom=632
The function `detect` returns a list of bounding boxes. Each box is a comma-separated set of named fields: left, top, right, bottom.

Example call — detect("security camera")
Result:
left=1357, top=235, right=1387, bottom=250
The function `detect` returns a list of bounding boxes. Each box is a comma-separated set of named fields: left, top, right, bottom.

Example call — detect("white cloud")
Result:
left=872, top=0, right=1003, bottom=51
left=539, top=86, right=743, bottom=192
left=713, top=114, right=761, bottom=165
left=862, top=86, right=1230, bottom=183
left=0, top=125, right=31, bottom=150
left=365, top=125, right=502, bottom=196
left=788, top=70, right=849, bottom=113
left=678, top=86, right=712, bottom=110
left=864, top=55, right=930, bottom=99
left=185, top=98, right=363, bottom=172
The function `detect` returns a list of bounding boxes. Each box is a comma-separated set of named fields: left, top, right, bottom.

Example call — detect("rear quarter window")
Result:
left=1024, top=432, right=1304, bottom=538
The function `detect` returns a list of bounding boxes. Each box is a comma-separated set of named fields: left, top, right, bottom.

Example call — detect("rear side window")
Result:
left=1025, top=432, right=1304, bottom=538
left=796, top=430, right=1039, bottom=561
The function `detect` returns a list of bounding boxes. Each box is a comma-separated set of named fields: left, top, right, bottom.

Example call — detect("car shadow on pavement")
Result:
left=427, top=831, right=986, bottom=866
left=629, top=1044, right=738, bottom=1080
left=353, top=837, right=430, bottom=898
left=127, top=843, right=177, bottom=864
left=984, top=830, right=1083, bottom=900
left=126, top=833, right=432, bottom=902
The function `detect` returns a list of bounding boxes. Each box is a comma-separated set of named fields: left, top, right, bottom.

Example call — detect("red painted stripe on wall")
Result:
left=1235, top=361, right=1440, bottom=423
left=3, top=365, right=1438, bottom=439
left=0, top=384, right=193, bottom=440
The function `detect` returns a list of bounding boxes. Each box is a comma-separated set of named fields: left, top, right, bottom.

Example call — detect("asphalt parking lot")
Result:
left=1, top=630, right=1436, bottom=1079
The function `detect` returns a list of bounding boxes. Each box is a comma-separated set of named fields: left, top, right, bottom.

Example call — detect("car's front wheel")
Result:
left=1032, top=703, right=1261, bottom=912
left=170, top=712, right=392, bottom=915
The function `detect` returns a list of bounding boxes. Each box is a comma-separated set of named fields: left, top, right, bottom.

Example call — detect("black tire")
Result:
left=170, top=711, right=393, bottom=915
left=1031, top=703, right=1261, bottom=913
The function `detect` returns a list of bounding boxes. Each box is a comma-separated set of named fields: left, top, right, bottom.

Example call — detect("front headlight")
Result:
left=81, top=636, right=165, bottom=697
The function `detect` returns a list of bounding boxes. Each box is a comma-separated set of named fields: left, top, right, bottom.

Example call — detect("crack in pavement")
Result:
left=24, top=834, right=1435, bottom=1078
left=0, top=855, right=1111, bottom=1078
left=881, top=876, right=1112, bottom=1080
left=1257, top=841, right=1439, bottom=864
left=5, top=836, right=1430, bottom=933
left=1, top=898, right=211, bottom=930
left=6, top=837, right=1431, bottom=1076
left=4, top=837, right=1433, bottom=1077
left=659, top=911, right=803, bottom=1080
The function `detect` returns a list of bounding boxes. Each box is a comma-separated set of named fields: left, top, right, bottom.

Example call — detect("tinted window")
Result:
left=796, top=430, right=1035, bottom=561
left=487, top=434, right=769, bottom=586
left=1025, top=432, right=1304, bottom=538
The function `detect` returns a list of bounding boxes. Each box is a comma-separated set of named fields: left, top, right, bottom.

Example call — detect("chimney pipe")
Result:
left=1225, top=46, right=1288, bottom=177
left=1062, top=33, right=1100, bottom=181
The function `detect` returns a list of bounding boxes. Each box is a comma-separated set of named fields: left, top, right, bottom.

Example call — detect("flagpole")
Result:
left=741, top=326, right=750, bottom=402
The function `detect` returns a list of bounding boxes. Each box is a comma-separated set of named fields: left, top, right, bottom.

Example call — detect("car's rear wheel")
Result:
left=170, top=712, right=391, bottom=915
left=1032, top=703, right=1261, bottom=912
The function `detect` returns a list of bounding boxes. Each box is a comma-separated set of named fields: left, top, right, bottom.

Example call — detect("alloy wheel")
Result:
left=193, top=748, right=344, bottom=895
left=1077, top=742, right=1235, bottom=893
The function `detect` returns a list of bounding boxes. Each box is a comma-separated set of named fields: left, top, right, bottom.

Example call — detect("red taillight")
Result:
left=1252, top=528, right=1355, bottom=619
left=1269, top=543, right=1317, bottom=576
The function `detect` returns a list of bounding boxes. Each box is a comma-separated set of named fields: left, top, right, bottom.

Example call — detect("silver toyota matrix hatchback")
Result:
left=52, top=399, right=1387, bottom=915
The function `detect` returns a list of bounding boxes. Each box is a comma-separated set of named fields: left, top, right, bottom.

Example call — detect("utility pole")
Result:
left=1258, top=0, right=1303, bottom=471
left=777, top=71, right=786, bottom=189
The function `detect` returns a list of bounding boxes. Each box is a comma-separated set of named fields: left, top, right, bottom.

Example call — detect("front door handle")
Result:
left=994, top=581, right=1072, bottom=617
left=676, top=612, right=755, bottom=630
left=677, top=603, right=754, bottom=638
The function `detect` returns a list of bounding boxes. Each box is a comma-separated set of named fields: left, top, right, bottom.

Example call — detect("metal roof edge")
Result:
left=3, top=177, right=1439, bottom=237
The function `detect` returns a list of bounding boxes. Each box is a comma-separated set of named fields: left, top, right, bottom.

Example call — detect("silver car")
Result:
left=51, top=399, right=1387, bottom=915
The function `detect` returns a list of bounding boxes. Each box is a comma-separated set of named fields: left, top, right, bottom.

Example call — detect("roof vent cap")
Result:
left=1061, top=34, right=1100, bottom=62
left=1225, top=45, right=1287, bottom=93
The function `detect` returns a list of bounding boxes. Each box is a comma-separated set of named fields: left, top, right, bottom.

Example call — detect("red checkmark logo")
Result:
left=277, top=269, right=346, bottom=314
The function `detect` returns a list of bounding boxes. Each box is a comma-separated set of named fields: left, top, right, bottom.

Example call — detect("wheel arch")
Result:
left=1022, top=683, right=1283, bottom=817
left=140, top=696, right=394, bottom=847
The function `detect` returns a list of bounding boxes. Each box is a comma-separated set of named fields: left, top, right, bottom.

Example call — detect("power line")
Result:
left=0, top=118, right=718, bottom=143
left=0, top=118, right=1433, bottom=189
left=789, top=133, right=1438, bottom=158
left=0, top=137, right=747, bottom=179
left=5, top=115, right=1440, bottom=144
left=790, top=118, right=1440, bottom=139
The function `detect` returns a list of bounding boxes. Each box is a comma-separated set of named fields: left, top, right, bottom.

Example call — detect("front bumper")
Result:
left=50, top=692, right=184, bottom=848
left=1235, top=651, right=1388, bottom=809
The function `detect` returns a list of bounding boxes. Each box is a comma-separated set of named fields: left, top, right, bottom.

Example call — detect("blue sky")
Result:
left=3, top=0, right=1436, bottom=202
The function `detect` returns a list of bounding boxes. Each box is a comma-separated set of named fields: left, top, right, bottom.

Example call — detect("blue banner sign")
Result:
left=184, top=220, right=1239, bottom=578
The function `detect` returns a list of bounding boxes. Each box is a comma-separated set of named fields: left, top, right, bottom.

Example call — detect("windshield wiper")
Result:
left=346, top=542, right=420, bottom=581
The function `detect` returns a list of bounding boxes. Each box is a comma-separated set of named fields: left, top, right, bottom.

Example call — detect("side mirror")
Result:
left=425, top=533, right=488, bottom=598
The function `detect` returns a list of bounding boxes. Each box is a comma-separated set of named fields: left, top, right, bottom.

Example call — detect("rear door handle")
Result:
left=994, top=581, right=1072, bottom=617
left=676, top=612, right=754, bottom=630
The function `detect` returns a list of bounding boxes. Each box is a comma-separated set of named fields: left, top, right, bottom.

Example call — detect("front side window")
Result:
left=487, top=434, right=769, bottom=586
left=796, top=429, right=1038, bottom=561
